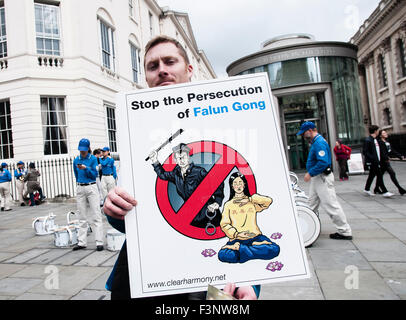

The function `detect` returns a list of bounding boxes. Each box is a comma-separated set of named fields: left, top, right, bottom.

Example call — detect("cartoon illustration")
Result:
left=149, top=142, right=225, bottom=230
left=218, top=172, right=280, bottom=264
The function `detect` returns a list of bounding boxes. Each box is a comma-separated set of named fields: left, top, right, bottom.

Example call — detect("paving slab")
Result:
left=353, top=239, right=406, bottom=262
left=0, top=264, right=26, bottom=280
left=50, top=249, right=94, bottom=266
left=27, top=266, right=109, bottom=296
left=309, top=249, right=372, bottom=270
left=0, top=278, right=43, bottom=296
left=377, top=221, right=406, bottom=240
left=370, top=262, right=406, bottom=279
left=259, top=285, right=324, bottom=300
left=85, top=270, right=111, bottom=291
left=316, top=269, right=399, bottom=300
left=4, top=249, right=50, bottom=264
left=11, top=264, right=67, bottom=279
left=70, top=289, right=111, bottom=300
left=74, top=250, right=117, bottom=267
left=15, top=292, right=70, bottom=300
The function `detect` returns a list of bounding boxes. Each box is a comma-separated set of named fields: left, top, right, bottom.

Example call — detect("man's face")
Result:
left=145, top=42, right=193, bottom=88
left=303, top=129, right=313, bottom=141
left=80, top=150, right=88, bottom=158
left=174, top=151, right=190, bottom=169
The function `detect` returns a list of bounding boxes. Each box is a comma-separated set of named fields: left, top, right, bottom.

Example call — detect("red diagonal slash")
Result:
left=155, top=141, right=256, bottom=240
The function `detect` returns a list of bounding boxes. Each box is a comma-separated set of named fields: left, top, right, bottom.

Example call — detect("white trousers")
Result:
left=95, top=177, right=104, bottom=205
left=0, top=182, right=11, bottom=210
left=308, top=173, right=352, bottom=236
left=101, top=175, right=116, bottom=200
left=16, top=180, right=26, bottom=204
left=76, top=184, right=103, bottom=246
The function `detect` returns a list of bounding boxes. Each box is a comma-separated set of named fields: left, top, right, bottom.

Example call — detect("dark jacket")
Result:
left=153, top=162, right=224, bottom=227
left=362, top=136, right=389, bottom=166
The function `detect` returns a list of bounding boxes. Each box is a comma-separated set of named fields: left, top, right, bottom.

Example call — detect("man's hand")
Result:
left=207, top=202, right=219, bottom=212
left=103, top=187, right=137, bottom=220
left=149, top=151, right=158, bottom=164
left=304, top=173, right=311, bottom=182
left=223, top=283, right=257, bottom=300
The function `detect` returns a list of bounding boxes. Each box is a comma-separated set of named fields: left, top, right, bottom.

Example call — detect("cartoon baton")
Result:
left=145, top=128, right=184, bottom=161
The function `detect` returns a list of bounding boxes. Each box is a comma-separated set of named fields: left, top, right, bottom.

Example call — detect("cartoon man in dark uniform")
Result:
left=149, top=142, right=224, bottom=229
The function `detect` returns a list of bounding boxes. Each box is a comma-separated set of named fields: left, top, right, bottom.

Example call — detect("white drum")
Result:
left=32, top=213, right=56, bottom=235
left=54, top=226, right=78, bottom=247
left=66, top=211, right=92, bottom=234
left=106, top=229, right=125, bottom=251
left=296, top=205, right=321, bottom=247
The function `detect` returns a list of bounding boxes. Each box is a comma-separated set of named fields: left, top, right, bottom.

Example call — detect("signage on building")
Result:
left=117, top=73, right=310, bottom=298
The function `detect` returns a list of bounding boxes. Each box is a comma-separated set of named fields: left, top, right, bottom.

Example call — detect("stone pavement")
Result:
left=0, top=162, right=405, bottom=300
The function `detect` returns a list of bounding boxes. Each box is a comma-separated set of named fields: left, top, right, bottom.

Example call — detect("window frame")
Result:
left=398, top=38, right=406, bottom=78
left=0, top=6, right=7, bottom=58
left=130, top=42, right=140, bottom=83
left=40, top=96, right=68, bottom=156
left=34, top=2, right=62, bottom=56
left=0, top=99, right=13, bottom=160
left=99, top=18, right=115, bottom=71
left=379, top=54, right=388, bottom=88
left=105, top=102, right=117, bottom=152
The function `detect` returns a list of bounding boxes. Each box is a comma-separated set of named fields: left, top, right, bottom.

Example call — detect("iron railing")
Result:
left=7, top=157, right=77, bottom=201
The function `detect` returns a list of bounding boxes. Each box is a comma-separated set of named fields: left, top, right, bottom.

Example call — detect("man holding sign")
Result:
left=103, top=36, right=258, bottom=300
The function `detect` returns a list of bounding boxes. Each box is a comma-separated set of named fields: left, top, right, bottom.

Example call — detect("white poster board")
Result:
left=116, top=73, right=310, bottom=298
left=348, top=153, right=365, bottom=174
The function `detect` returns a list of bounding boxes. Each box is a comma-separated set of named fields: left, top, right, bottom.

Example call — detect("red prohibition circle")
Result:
left=155, top=141, right=256, bottom=240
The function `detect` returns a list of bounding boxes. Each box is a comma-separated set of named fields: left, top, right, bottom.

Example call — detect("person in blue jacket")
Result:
left=297, top=121, right=352, bottom=240
left=14, top=161, right=27, bottom=206
left=100, top=146, right=117, bottom=200
left=72, top=138, right=104, bottom=251
left=103, top=35, right=260, bottom=300
left=0, top=163, right=12, bottom=211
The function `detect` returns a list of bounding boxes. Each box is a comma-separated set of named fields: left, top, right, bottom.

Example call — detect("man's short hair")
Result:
left=369, top=125, right=379, bottom=134
left=144, top=35, right=190, bottom=65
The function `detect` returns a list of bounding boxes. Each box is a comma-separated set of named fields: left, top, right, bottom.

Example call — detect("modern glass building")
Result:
left=227, top=34, right=364, bottom=170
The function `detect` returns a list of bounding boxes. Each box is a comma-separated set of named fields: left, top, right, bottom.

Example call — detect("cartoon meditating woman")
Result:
left=218, top=172, right=280, bottom=264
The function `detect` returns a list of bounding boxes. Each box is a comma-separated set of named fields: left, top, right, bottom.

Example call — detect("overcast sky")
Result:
left=156, top=0, right=381, bottom=78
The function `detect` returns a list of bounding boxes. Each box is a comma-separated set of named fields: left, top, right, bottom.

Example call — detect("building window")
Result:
left=383, top=107, right=392, bottom=126
left=100, top=20, right=115, bottom=71
left=0, top=6, right=7, bottom=58
left=130, top=43, right=140, bottom=83
left=41, top=97, right=68, bottom=155
left=0, top=100, right=13, bottom=159
left=35, top=2, right=61, bottom=56
left=398, top=39, right=406, bottom=78
left=105, top=103, right=117, bottom=152
left=149, top=12, right=153, bottom=37
left=379, top=54, right=388, bottom=87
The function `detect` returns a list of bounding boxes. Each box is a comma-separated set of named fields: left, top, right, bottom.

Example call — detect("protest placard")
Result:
left=116, top=73, right=310, bottom=298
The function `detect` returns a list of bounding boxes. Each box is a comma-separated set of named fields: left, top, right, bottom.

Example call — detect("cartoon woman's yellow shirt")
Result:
left=220, top=194, right=273, bottom=240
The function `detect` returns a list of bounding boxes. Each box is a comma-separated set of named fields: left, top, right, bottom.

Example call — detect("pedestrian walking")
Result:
left=100, top=146, right=117, bottom=200
left=333, top=139, right=351, bottom=181
left=297, top=121, right=352, bottom=240
left=0, top=163, right=12, bottom=211
left=24, top=162, right=46, bottom=206
left=362, top=125, right=394, bottom=197
left=14, top=161, right=27, bottom=206
left=72, top=138, right=104, bottom=251
left=93, top=148, right=104, bottom=206
left=374, top=129, right=406, bottom=195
